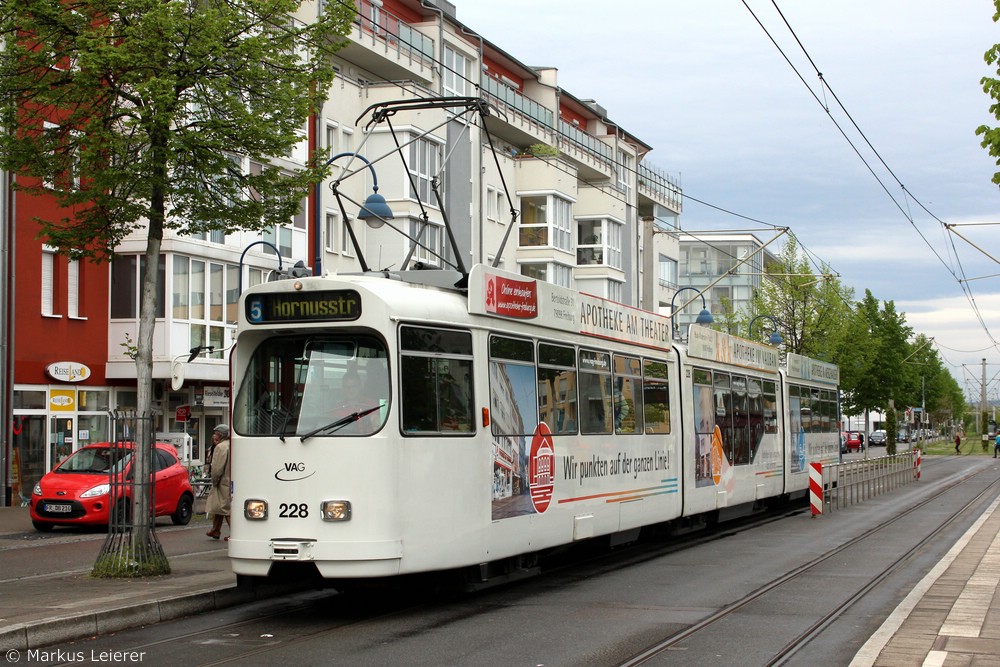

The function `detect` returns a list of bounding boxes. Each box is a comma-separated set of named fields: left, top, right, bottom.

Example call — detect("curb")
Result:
left=0, top=580, right=313, bottom=651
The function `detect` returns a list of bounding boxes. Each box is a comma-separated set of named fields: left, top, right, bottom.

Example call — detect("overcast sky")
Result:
left=457, top=0, right=1000, bottom=399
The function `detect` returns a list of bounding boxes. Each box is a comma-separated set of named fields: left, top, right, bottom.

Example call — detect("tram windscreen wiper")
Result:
left=277, top=404, right=294, bottom=443
left=299, top=404, right=381, bottom=442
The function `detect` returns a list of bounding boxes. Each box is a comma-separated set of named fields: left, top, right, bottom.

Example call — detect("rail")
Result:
left=821, top=449, right=920, bottom=512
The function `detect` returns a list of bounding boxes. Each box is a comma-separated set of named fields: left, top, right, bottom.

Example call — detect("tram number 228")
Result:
left=278, top=503, right=309, bottom=518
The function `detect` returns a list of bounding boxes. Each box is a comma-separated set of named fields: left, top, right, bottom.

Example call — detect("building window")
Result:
left=658, top=254, right=678, bottom=289
left=576, top=218, right=622, bottom=268
left=616, top=148, right=633, bottom=199
left=67, top=259, right=81, bottom=318
left=519, top=193, right=572, bottom=251
left=325, top=210, right=338, bottom=253
left=173, top=255, right=237, bottom=358
left=110, top=255, right=165, bottom=319
left=443, top=44, right=470, bottom=99
left=41, top=248, right=58, bottom=316
left=407, top=135, right=443, bottom=205
left=408, top=217, right=445, bottom=267
left=607, top=220, right=622, bottom=269
left=608, top=280, right=623, bottom=303
left=520, top=262, right=571, bottom=288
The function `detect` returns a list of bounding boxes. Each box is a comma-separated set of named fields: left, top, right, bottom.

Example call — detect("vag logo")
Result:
left=274, top=462, right=315, bottom=482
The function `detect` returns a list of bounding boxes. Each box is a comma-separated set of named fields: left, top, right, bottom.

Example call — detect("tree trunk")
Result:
left=132, top=126, right=168, bottom=548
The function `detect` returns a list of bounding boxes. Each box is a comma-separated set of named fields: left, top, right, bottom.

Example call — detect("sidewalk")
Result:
left=0, top=503, right=303, bottom=651
left=851, top=494, right=1000, bottom=666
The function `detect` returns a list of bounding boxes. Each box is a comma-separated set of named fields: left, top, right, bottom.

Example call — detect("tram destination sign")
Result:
left=246, top=290, right=361, bottom=324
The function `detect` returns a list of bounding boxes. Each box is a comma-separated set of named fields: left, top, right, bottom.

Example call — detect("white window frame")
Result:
left=41, top=246, right=58, bottom=317
left=67, top=259, right=82, bottom=319
left=407, top=217, right=445, bottom=267
left=406, top=134, right=444, bottom=206
left=518, top=192, right=574, bottom=251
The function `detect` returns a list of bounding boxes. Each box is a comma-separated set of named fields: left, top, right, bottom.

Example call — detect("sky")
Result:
left=456, top=0, right=1000, bottom=400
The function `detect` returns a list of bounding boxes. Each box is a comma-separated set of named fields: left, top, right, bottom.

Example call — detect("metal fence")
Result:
left=821, top=450, right=920, bottom=512
left=92, top=411, right=170, bottom=577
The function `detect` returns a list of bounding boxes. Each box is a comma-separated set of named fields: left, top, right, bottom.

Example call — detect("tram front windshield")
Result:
left=233, top=335, right=389, bottom=439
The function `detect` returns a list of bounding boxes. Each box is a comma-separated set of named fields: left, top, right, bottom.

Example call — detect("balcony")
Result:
left=557, top=120, right=614, bottom=179
left=480, top=75, right=556, bottom=148
left=340, top=0, right=436, bottom=83
left=638, top=163, right=683, bottom=213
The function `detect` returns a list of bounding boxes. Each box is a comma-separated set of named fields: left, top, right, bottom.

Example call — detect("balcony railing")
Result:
left=638, top=163, right=683, bottom=211
left=558, top=119, right=614, bottom=169
left=480, top=75, right=554, bottom=128
left=353, top=0, right=435, bottom=67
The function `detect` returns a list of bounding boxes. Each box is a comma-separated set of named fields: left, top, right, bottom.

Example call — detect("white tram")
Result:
left=228, top=263, right=840, bottom=584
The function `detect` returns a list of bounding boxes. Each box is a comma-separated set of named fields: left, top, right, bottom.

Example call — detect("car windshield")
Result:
left=233, top=334, right=390, bottom=439
left=55, top=447, right=132, bottom=474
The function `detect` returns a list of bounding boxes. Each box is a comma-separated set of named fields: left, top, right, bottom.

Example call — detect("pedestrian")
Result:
left=995, top=432, right=1000, bottom=459
left=206, top=424, right=231, bottom=540
left=955, top=433, right=961, bottom=454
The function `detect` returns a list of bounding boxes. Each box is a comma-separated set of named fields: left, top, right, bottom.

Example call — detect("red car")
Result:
left=841, top=431, right=864, bottom=453
left=30, top=442, right=195, bottom=532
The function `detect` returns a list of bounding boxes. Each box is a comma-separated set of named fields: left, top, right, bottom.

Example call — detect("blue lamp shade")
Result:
left=695, top=309, right=714, bottom=326
left=358, top=190, right=394, bottom=226
left=768, top=330, right=783, bottom=346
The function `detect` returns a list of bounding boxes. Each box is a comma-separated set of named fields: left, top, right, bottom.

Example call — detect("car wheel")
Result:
left=32, top=520, right=54, bottom=532
left=111, top=500, right=132, bottom=530
left=172, top=493, right=194, bottom=526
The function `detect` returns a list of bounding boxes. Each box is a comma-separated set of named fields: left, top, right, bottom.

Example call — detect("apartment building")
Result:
left=675, top=233, right=780, bottom=334
left=1, top=0, right=685, bottom=505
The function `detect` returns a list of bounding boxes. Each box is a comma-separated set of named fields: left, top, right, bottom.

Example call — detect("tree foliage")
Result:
left=977, top=1, right=1000, bottom=185
left=750, top=235, right=854, bottom=357
left=0, top=0, right=354, bottom=258
left=0, top=0, right=353, bottom=554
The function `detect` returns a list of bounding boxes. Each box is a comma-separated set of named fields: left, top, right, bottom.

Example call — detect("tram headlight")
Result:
left=244, top=499, right=268, bottom=520
left=321, top=500, right=352, bottom=521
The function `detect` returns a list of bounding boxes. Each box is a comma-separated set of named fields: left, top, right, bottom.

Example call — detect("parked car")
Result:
left=842, top=431, right=864, bottom=453
left=29, top=442, right=194, bottom=532
left=869, top=430, right=887, bottom=446
left=897, top=431, right=910, bottom=443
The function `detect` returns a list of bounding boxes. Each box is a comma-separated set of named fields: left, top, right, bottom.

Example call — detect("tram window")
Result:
left=693, top=368, right=715, bottom=486
left=399, top=326, right=474, bottom=435
left=401, top=326, right=473, bottom=356
left=642, top=360, right=670, bottom=434
left=233, top=335, right=390, bottom=438
left=713, top=372, right=735, bottom=464
left=762, top=380, right=777, bottom=434
left=489, top=335, right=538, bottom=437
left=731, top=375, right=749, bottom=465
left=538, top=343, right=577, bottom=435
left=579, top=349, right=611, bottom=434
left=747, top=378, right=763, bottom=462
left=613, top=355, right=642, bottom=434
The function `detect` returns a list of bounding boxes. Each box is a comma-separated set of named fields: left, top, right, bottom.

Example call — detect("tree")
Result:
left=977, top=1, right=1000, bottom=184
left=839, top=291, right=912, bottom=435
left=750, top=235, right=854, bottom=357
left=0, top=0, right=353, bottom=562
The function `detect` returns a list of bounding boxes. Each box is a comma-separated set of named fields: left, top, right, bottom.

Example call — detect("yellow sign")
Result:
left=49, top=389, right=76, bottom=411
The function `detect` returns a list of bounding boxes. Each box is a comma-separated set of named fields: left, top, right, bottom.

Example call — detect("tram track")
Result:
left=616, top=461, right=1000, bottom=667
left=43, top=456, right=976, bottom=667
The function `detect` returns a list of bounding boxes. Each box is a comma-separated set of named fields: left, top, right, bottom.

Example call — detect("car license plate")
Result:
left=44, top=503, right=72, bottom=513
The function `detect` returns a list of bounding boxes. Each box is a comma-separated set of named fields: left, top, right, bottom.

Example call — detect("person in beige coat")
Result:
left=205, top=424, right=231, bottom=540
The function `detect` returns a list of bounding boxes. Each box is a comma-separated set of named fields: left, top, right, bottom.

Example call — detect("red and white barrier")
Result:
left=914, top=448, right=921, bottom=480
left=809, top=462, right=823, bottom=516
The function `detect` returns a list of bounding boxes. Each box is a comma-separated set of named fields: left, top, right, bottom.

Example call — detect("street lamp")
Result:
left=670, top=287, right=714, bottom=340
left=317, top=152, right=395, bottom=276
left=748, top=314, right=783, bottom=346
left=238, top=240, right=282, bottom=296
